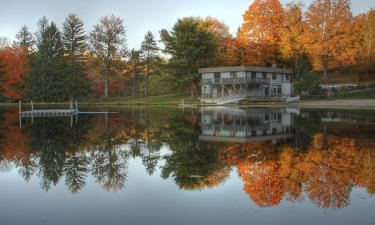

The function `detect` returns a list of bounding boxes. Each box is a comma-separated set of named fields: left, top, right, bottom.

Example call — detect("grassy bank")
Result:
left=89, top=94, right=200, bottom=106
left=335, top=88, right=375, bottom=99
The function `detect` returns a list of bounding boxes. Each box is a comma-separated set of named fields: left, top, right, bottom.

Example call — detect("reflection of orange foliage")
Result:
left=238, top=160, right=283, bottom=207
left=0, top=112, right=31, bottom=163
left=218, top=133, right=374, bottom=209
left=302, top=133, right=360, bottom=209
left=183, top=168, right=231, bottom=191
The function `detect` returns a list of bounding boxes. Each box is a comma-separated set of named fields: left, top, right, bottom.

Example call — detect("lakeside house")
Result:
left=199, top=66, right=293, bottom=104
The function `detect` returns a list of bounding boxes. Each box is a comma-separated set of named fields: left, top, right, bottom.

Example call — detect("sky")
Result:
left=0, top=0, right=374, bottom=49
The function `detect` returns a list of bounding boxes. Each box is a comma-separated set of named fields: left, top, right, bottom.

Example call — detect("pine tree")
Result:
left=15, top=25, right=34, bottom=53
left=62, top=14, right=90, bottom=100
left=28, top=18, right=67, bottom=101
left=141, top=31, right=158, bottom=97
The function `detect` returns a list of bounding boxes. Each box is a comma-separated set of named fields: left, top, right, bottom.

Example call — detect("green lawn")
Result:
left=89, top=94, right=200, bottom=106
left=335, top=88, right=375, bottom=99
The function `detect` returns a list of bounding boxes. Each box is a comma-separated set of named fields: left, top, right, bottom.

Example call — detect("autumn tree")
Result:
left=356, top=9, right=375, bottom=78
left=90, top=15, right=127, bottom=97
left=280, top=2, right=307, bottom=80
left=304, top=0, right=354, bottom=79
left=0, top=47, right=29, bottom=100
left=141, top=31, right=159, bottom=97
left=62, top=14, right=90, bottom=99
left=238, top=0, right=284, bottom=66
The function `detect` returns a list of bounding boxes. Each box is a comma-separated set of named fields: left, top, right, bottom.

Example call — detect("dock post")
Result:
left=19, top=100, right=21, bottom=115
left=75, top=100, right=78, bottom=111
left=31, top=100, right=34, bottom=111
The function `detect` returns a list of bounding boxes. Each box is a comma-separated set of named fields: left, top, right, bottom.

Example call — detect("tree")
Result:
left=141, top=31, right=159, bottom=97
left=127, top=49, right=142, bottom=98
left=63, top=14, right=87, bottom=61
left=295, top=72, right=324, bottom=97
left=90, top=15, right=127, bottom=97
left=356, top=9, right=375, bottom=78
left=28, top=18, right=67, bottom=101
left=160, top=17, right=217, bottom=97
left=15, top=25, right=34, bottom=53
left=0, top=47, right=29, bottom=100
left=62, top=14, right=90, bottom=99
left=280, top=2, right=306, bottom=80
left=238, top=0, right=284, bottom=65
left=200, top=17, right=234, bottom=66
left=304, top=0, right=353, bottom=79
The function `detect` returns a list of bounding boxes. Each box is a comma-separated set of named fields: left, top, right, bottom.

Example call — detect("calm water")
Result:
left=0, top=107, right=374, bottom=225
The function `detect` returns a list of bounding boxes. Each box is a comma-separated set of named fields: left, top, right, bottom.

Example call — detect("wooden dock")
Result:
left=19, top=100, right=80, bottom=118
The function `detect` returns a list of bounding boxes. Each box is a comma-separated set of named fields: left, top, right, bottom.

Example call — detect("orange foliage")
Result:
left=0, top=47, right=28, bottom=100
left=238, top=0, right=284, bottom=65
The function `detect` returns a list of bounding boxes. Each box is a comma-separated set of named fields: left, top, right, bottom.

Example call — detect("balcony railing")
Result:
left=201, top=77, right=269, bottom=85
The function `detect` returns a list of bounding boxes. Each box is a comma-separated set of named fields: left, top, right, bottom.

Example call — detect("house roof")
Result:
left=198, top=66, right=293, bottom=74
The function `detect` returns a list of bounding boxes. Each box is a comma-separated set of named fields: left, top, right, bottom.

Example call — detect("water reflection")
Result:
left=0, top=107, right=374, bottom=210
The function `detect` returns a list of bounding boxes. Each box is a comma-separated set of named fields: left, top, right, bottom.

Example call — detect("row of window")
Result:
left=212, top=72, right=290, bottom=81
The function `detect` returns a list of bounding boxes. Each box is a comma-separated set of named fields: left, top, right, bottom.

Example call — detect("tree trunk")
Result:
left=322, top=57, right=328, bottom=79
left=104, top=77, right=109, bottom=98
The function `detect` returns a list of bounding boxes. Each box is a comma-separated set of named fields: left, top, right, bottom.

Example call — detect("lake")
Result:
left=0, top=106, right=374, bottom=225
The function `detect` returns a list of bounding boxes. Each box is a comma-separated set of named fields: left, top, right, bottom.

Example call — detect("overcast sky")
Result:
left=1, top=0, right=374, bottom=49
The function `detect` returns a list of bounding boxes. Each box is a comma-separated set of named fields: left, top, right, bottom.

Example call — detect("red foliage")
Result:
left=0, top=47, right=28, bottom=100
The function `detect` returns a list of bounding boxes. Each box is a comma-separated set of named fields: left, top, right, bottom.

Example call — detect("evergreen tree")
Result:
left=28, top=18, right=67, bottom=101
left=128, top=49, right=142, bottom=98
left=160, top=17, right=217, bottom=97
left=62, top=14, right=90, bottom=99
left=15, top=25, right=34, bottom=52
left=141, top=31, right=158, bottom=97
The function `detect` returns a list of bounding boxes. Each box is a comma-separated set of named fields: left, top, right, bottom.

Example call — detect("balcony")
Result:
left=201, top=77, right=269, bottom=85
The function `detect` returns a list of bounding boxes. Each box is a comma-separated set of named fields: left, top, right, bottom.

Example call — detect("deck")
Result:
left=20, top=109, right=80, bottom=118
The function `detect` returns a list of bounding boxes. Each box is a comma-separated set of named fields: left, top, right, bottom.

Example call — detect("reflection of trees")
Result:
left=161, top=114, right=230, bottom=190
left=219, top=132, right=373, bottom=209
left=0, top=107, right=375, bottom=209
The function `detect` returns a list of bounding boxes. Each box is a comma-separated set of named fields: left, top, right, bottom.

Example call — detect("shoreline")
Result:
left=1, top=99, right=374, bottom=110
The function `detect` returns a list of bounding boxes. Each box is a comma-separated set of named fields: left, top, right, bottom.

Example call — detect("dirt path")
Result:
left=292, top=99, right=375, bottom=109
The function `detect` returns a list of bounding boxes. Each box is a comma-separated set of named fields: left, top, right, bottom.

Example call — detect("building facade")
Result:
left=199, top=66, right=293, bottom=104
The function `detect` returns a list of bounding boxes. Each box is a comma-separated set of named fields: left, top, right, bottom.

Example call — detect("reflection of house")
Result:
left=199, top=66, right=293, bottom=104
left=199, top=107, right=294, bottom=143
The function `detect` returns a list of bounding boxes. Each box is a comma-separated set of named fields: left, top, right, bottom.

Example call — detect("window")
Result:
left=272, top=73, right=276, bottom=80
left=252, top=72, right=257, bottom=78
left=278, top=87, right=282, bottom=94
left=286, top=74, right=290, bottom=81
left=262, top=72, right=267, bottom=79
left=214, top=72, right=220, bottom=79
left=230, top=72, right=237, bottom=78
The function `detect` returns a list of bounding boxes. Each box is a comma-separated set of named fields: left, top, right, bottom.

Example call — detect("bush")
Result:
left=295, top=72, right=325, bottom=97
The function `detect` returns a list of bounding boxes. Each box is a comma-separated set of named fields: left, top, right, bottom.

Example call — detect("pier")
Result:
left=19, top=100, right=79, bottom=118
